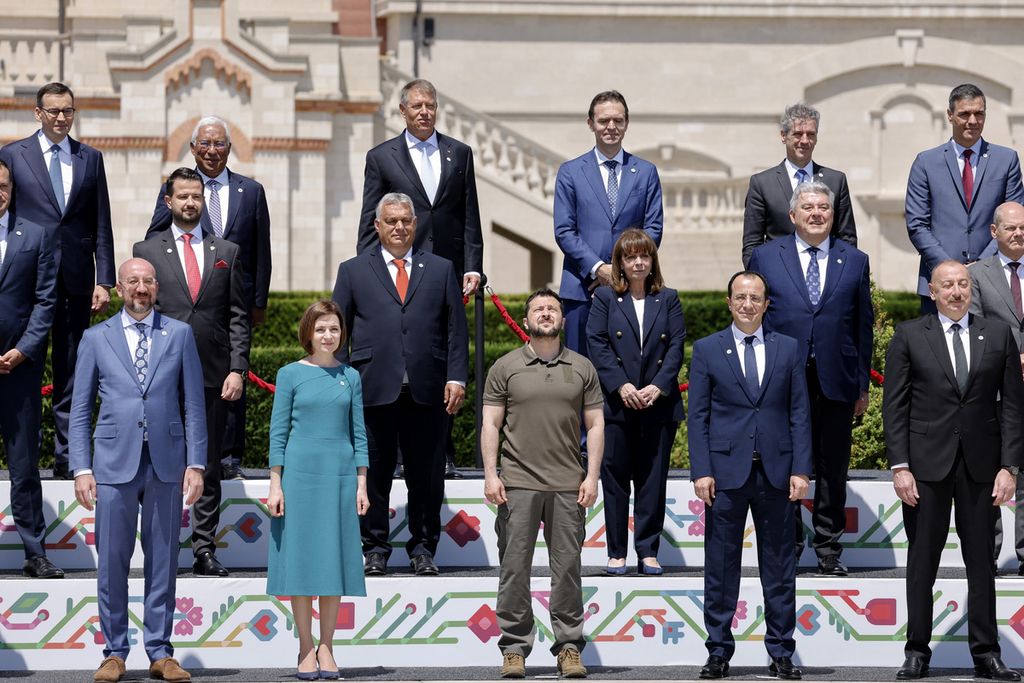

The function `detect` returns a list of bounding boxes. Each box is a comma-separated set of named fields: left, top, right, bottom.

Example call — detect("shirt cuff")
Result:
left=447, top=380, right=467, bottom=388
left=187, top=465, right=205, bottom=472
left=589, top=261, right=604, bottom=278
left=890, top=464, right=909, bottom=470
left=74, top=469, right=92, bottom=478
left=464, top=271, right=481, bottom=278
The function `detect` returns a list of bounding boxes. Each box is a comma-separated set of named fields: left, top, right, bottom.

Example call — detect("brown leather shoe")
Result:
left=149, top=657, right=191, bottom=682
left=93, top=655, right=126, bottom=683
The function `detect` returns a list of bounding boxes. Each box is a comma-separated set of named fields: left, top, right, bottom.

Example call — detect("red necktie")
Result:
left=1010, top=262, right=1023, bottom=320
left=181, top=233, right=201, bottom=302
left=962, top=149, right=974, bottom=208
left=393, top=258, right=408, bottom=302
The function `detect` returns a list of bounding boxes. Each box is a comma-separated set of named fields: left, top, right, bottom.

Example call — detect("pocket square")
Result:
left=214, top=259, right=229, bottom=269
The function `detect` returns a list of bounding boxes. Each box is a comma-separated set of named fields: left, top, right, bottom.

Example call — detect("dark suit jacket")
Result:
left=883, top=314, right=1024, bottom=482
left=688, top=328, right=812, bottom=491
left=748, top=236, right=873, bottom=403
left=970, top=254, right=1024, bottom=351
left=0, top=213, right=57, bottom=364
left=585, top=285, right=685, bottom=423
left=742, top=161, right=856, bottom=268
left=0, top=134, right=115, bottom=291
left=356, top=132, right=482, bottom=278
left=133, top=230, right=250, bottom=388
left=331, top=248, right=468, bottom=407
left=146, top=169, right=271, bottom=310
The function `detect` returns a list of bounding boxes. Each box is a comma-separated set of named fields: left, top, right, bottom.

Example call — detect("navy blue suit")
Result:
left=748, top=235, right=873, bottom=560
left=0, top=212, right=57, bottom=560
left=332, top=248, right=468, bottom=559
left=688, top=327, right=811, bottom=662
left=0, top=133, right=115, bottom=473
left=586, top=285, right=684, bottom=560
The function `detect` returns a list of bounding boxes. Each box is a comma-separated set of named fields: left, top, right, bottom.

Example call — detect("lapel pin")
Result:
left=617, top=297, right=623, bottom=302
left=726, top=349, right=733, bottom=355
left=655, top=298, right=659, bottom=302
left=446, top=157, right=452, bottom=162
left=418, top=262, right=424, bottom=268
left=978, top=335, right=985, bottom=340
left=14, top=230, right=21, bottom=236
left=837, top=258, right=842, bottom=264
left=630, top=167, right=637, bottom=173
left=237, top=187, right=243, bottom=192
left=161, top=330, right=168, bottom=336
left=340, top=379, right=346, bottom=386
left=210, top=245, right=215, bottom=250
left=166, top=248, right=173, bottom=253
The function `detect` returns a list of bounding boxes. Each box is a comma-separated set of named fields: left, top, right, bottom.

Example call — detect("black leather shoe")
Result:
left=221, top=465, right=245, bottom=481
left=817, top=555, right=848, bottom=576
left=410, top=554, right=439, bottom=576
left=896, top=654, right=929, bottom=680
left=23, top=556, right=64, bottom=579
left=364, top=552, right=387, bottom=576
left=393, top=462, right=404, bottom=479
left=192, top=551, right=229, bottom=577
left=769, top=656, right=801, bottom=680
left=445, top=460, right=463, bottom=479
left=975, top=657, right=1021, bottom=681
left=698, top=655, right=729, bottom=679
left=1018, top=563, right=1024, bottom=577
left=52, top=464, right=73, bottom=480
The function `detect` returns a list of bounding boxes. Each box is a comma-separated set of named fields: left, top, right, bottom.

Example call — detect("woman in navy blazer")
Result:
left=586, top=229, right=685, bottom=575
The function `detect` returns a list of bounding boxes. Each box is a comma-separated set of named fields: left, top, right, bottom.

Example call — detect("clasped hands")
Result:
left=619, top=382, right=660, bottom=410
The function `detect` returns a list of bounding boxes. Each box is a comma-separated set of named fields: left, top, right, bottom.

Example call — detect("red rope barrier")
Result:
left=487, top=287, right=530, bottom=343
left=248, top=370, right=276, bottom=393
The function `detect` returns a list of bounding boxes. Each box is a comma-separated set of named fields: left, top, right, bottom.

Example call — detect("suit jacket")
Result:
left=883, top=314, right=1024, bottom=482
left=970, top=254, right=1024, bottom=351
left=356, top=132, right=483, bottom=278
left=133, top=230, right=250, bottom=388
left=146, top=169, right=272, bottom=310
left=741, top=160, right=857, bottom=267
left=0, top=133, right=115, bottom=291
left=331, top=248, right=468, bottom=407
left=0, top=213, right=57, bottom=364
left=905, top=138, right=1024, bottom=295
left=68, top=311, right=207, bottom=484
left=585, top=285, right=685, bottom=423
left=687, top=328, right=812, bottom=491
left=748, top=235, right=873, bottom=403
left=553, top=150, right=663, bottom=301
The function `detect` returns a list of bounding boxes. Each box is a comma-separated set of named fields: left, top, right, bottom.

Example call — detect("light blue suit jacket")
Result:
left=554, top=150, right=663, bottom=301
left=68, top=311, right=207, bottom=484
left=905, top=138, right=1024, bottom=294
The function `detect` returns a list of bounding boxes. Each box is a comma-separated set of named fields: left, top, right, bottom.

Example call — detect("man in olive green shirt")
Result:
left=482, top=288, right=605, bottom=680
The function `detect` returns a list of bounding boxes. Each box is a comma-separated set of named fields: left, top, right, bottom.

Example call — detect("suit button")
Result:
left=749, top=433, right=755, bottom=439
left=954, top=427, right=961, bottom=434
left=138, top=421, right=144, bottom=428
left=755, top=408, right=759, bottom=412
left=660, top=333, right=667, bottom=340
left=615, top=357, right=621, bottom=363
left=657, top=359, right=663, bottom=365
left=616, top=331, right=623, bottom=338
left=142, top=395, right=147, bottom=401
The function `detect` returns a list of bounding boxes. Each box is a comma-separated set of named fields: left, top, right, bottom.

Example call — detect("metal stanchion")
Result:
left=474, top=274, right=488, bottom=469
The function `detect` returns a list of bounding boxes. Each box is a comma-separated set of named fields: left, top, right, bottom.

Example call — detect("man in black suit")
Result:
left=147, top=115, right=271, bottom=481
left=742, top=103, right=856, bottom=267
left=0, top=160, right=62, bottom=578
left=884, top=259, right=1024, bottom=681
left=133, top=168, right=250, bottom=578
left=0, top=82, right=115, bottom=480
left=333, top=192, right=468, bottom=577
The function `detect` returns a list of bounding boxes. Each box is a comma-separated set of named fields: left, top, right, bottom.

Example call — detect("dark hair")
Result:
left=588, top=90, right=629, bottom=121
left=36, top=82, right=74, bottom=108
left=727, top=270, right=770, bottom=299
left=949, top=83, right=985, bottom=112
left=164, top=167, right=204, bottom=196
left=400, top=79, right=437, bottom=106
left=610, top=228, right=663, bottom=295
left=525, top=288, right=564, bottom=315
left=298, top=300, right=346, bottom=355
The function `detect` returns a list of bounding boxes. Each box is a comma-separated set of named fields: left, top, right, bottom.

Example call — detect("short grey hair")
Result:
left=190, top=115, right=232, bottom=145
left=789, top=180, right=834, bottom=212
left=400, top=79, right=437, bottom=107
left=780, top=103, right=820, bottom=136
left=375, top=192, right=416, bottom=221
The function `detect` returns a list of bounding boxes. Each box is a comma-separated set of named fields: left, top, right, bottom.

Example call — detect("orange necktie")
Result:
left=393, top=258, right=408, bottom=302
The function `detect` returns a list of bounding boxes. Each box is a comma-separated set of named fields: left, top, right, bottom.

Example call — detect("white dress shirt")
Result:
left=0, top=211, right=8, bottom=265
left=784, top=158, right=814, bottom=189
left=938, top=311, right=972, bottom=369
left=952, top=138, right=982, bottom=176
left=731, top=324, right=766, bottom=385
left=171, top=224, right=205, bottom=275
left=405, top=129, right=440, bottom=204
left=589, top=147, right=626, bottom=278
left=197, top=168, right=230, bottom=236
left=632, top=296, right=645, bottom=348
left=794, top=233, right=829, bottom=299
left=37, top=130, right=72, bottom=205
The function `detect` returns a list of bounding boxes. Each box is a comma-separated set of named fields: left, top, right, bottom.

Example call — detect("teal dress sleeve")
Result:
left=346, top=366, right=369, bottom=469
left=268, top=364, right=294, bottom=468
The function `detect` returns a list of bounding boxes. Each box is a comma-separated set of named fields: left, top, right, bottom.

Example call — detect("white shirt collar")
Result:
left=784, top=157, right=814, bottom=180
left=998, top=251, right=1024, bottom=268
left=196, top=167, right=230, bottom=187
left=951, top=138, right=982, bottom=159
left=731, top=324, right=764, bottom=344
left=171, top=223, right=204, bottom=243
left=120, top=308, right=155, bottom=330
left=37, top=130, right=70, bottom=155
left=594, top=147, right=625, bottom=166
left=938, top=311, right=969, bottom=333
left=405, top=130, right=439, bottom=150
left=794, top=232, right=830, bottom=255
left=380, top=245, right=413, bottom=263
left=0, top=212, right=8, bottom=231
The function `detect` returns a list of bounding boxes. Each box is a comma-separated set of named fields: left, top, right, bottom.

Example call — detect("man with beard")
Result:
left=481, top=288, right=604, bottom=679
left=133, top=168, right=250, bottom=578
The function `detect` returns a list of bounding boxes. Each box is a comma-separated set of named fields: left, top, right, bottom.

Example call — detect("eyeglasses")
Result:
left=120, top=277, right=157, bottom=287
left=39, top=108, right=76, bottom=119
left=730, top=294, right=765, bottom=305
left=194, top=140, right=228, bottom=151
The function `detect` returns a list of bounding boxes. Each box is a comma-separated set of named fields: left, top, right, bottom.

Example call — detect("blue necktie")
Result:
left=604, top=160, right=619, bottom=217
left=48, top=144, right=65, bottom=213
left=796, top=168, right=809, bottom=185
left=806, top=246, right=821, bottom=306
left=743, top=336, right=759, bottom=396
left=207, top=179, right=223, bottom=238
left=134, top=322, right=149, bottom=386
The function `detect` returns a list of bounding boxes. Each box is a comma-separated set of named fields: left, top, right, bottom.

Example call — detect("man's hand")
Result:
left=789, top=474, right=810, bottom=502
left=267, top=482, right=284, bottom=517
left=893, top=468, right=919, bottom=506
left=91, top=285, right=111, bottom=313
left=463, top=274, right=481, bottom=297
left=854, top=391, right=870, bottom=417
left=694, top=476, right=716, bottom=505
left=182, top=468, right=204, bottom=506
left=636, top=384, right=662, bottom=408
left=578, top=475, right=598, bottom=507
left=484, top=473, right=507, bottom=506
left=618, top=382, right=644, bottom=410
left=595, top=263, right=614, bottom=287
left=0, top=348, right=26, bottom=374
left=1019, top=352, right=1024, bottom=378
left=74, top=473, right=97, bottom=511
left=994, top=468, right=1017, bottom=506
left=251, top=308, right=266, bottom=327
left=221, top=372, right=244, bottom=401
left=444, top=382, right=465, bottom=415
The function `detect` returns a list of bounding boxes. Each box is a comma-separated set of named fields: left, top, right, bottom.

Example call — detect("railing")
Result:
left=0, top=35, right=61, bottom=87
left=661, top=177, right=748, bottom=233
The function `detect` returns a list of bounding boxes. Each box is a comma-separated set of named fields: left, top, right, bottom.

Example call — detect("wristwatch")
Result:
left=1003, top=465, right=1020, bottom=476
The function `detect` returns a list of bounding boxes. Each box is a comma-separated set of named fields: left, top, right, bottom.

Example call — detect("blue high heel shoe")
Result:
left=638, top=560, right=664, bottom=576
left=296, top=649, right=319, bottom=681
left=317, top=643, right=340, bottom=680
left=605, top=559, right=628, bottom=576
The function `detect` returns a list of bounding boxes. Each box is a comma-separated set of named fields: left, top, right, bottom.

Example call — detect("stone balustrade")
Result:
left=0, top=34, right=60, bottom=88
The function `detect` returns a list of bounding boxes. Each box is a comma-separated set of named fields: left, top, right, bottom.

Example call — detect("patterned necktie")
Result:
left=134, top=322, right=149, bottom=386
left=206, top=179, right=223, bottom=238
left=393, top=258, right=409, bottom=302
left=180, top=233, right=202, bottom=302
left=962, top=149, right=974, bottom=208
left=950, top=323, right=968, bottom=394
left=1010, top=262, right=1024, bottom=320
left=604, top=160, right=619, bottom=217
left=743, top=336, right=759, bottom=396
left=418, top=142, right=437, bottom=203
left=796, top=168, right=809, bottom=185
left=48, top=144, right=65, bottom=213
left=806, top=246, right=821, bottom=306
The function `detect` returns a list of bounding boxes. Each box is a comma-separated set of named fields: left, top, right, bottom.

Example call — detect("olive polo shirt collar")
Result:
left=521, top=343, right=572, bottom=366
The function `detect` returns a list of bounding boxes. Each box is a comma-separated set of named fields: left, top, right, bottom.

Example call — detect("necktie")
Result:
left=206, top=179, right=223, bottom=238
left=48, top=144, right=65, bottom=213
left=743, top=336, right=759, bottom=396
left=962, top=149, right=974, bottom=208
left=180, top=233, right=202, bottom=302
left=134, top=322, right=149, bottom=386
left=1010, top=262, right=1023, bottom=320
left=806, top=246, right=821, bottom=306
left=950, top=323, right=968, bottom=394
left=393, top=258, right=408, bottom=302
left=604, top=160, right=619, bottom=217
left=418, top=142, right=437, bottom=203
left=796, top=168, right=809, bottom=185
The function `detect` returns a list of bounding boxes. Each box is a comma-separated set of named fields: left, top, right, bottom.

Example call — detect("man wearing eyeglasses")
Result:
left=0, top=82, right=115, bottom=485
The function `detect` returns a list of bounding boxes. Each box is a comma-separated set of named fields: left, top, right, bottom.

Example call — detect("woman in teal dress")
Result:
left=266, top=300, right=369, bottom=680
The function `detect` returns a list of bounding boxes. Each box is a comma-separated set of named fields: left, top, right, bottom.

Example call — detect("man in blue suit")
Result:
left=748, top=180, right=873, bottom=575
left=332, top=192, right=468, bottom=577
left=689, top=270, right=811, bottom=681
left=70, top=258, right=206, bottom=683
left=0, top=82, right=115, bottom=480
left=0, top=160, right=62, bottom=579
left=906, top=83, right=1024, bottom=312
left=554, top=90, right=663, bottom=356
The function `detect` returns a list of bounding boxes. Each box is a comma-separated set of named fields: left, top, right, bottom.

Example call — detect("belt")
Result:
left=752, top=450, right=761, bottom=461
